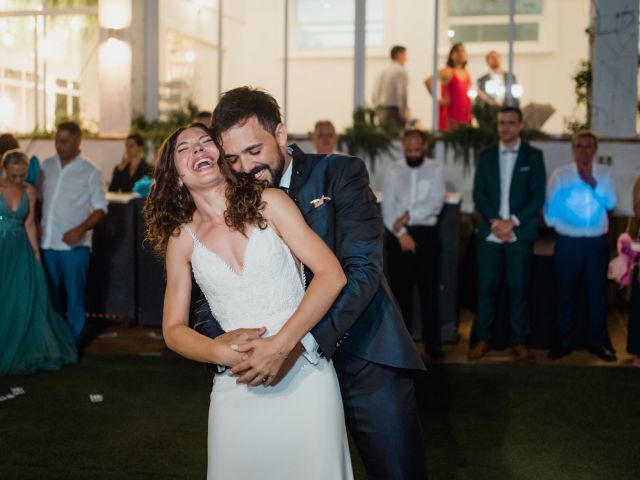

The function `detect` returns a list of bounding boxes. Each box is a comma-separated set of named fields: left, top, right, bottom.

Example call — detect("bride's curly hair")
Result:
left=143, top=123, right=267, bottom=258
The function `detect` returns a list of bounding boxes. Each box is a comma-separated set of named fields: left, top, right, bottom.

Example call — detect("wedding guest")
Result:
left=0, top=149, right=77, bottom=375
left=108, top=133, right=152, bottom=192
left=383, top=129, right=445, bottom=360
left=0, top=133, right=19, bottom=158
left=470, top=106, right=546, bottom=363
left=425, top=42, right=473, bottom=132
left=194, top=111, right=212, bottom=127
left=312, top=120, right=339, bottom=155
left=372, top=45, right=409, bottom=131
left=0, top=133, right=40, bottom=186
left=0, top=133, right=19, bottom=184
left=545, top=131, right=617, bottom=362
left=628, top=176, right=640, bottom=367
left=476, top=50, right=520, bottom=107
left=38, top=122, right=107, bottom=343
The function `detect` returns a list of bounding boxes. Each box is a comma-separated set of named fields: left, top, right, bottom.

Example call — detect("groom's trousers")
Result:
left=333, top=348, right=427, bottom=480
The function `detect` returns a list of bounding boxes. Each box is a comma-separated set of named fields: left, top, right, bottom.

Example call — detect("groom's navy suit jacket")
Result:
left=194, top=144, right=424, bottom=373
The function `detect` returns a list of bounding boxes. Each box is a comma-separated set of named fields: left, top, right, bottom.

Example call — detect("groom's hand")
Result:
left=215, top=327, right=265, bottom=368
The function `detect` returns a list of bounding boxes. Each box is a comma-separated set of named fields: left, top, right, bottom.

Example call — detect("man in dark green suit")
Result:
left=470, top=106, right=546, bottom=362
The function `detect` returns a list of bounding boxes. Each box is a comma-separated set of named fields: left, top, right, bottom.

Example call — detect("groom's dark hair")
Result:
left=211, top=86, right=282, bottom=141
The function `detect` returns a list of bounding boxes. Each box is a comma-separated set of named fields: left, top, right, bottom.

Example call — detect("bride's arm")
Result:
left=163, top=229, right=248, bottom=366
left=231, top=189, right=346, bottom=385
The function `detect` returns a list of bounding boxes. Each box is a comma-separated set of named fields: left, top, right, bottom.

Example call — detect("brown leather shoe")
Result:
left=512, top=344, right=536, bottom=364
left=468, top=340, right=491, bottom=360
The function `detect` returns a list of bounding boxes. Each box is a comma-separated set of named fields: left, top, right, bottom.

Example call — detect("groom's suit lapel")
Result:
left=287, top=144, right=313, bottom=208
left=286, top=145, right=318, bottom=289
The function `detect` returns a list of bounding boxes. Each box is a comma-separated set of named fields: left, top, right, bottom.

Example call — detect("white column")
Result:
left=144, top=0, right=159, bottom=122
left=505, top=0, right=515, bottom=105
left=283, top=0, right=289, bottom=122
left=431, top=0, right=440, bottom=133
left=217, top=0, right=223, bottom=98
left=353, top=0, right=366, bottom=110
left=98, top=0, right=132, bottom=136
left=590, top=0, right=638, bottom=137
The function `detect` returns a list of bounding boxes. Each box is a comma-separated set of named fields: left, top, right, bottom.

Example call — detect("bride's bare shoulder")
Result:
left=166, top=223, right=195, bottom=261
left=261, top=187, right=289, bottom=203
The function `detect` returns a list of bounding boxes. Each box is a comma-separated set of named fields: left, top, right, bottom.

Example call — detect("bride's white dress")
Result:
left=185, top=224, right=353, bottom=480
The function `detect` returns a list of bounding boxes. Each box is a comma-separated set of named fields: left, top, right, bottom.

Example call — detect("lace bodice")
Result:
left=0, top=190, right=28, bottom=237
left=185, top=224, right=305, bottom=335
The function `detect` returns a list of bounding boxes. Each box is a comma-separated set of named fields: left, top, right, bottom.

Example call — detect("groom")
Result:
left=194, top=86, right=427, bottom=480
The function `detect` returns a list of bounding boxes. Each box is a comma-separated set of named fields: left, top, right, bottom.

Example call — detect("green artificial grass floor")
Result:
left=1, top=354, right=639, bottom=480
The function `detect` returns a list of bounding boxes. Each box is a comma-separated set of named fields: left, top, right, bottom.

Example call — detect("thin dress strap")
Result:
left=183, top=224, right=200, bottom=246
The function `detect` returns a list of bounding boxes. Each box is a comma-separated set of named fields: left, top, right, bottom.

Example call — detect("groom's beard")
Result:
left=249, top=147, right=286, bottom=187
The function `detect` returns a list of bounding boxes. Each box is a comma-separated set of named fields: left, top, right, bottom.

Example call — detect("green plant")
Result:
left=442, top=124, right=497, bottom=171
left=565, top=60, right=592, bottom=133
left=131, top=100, right=200, bottom=151
left=338, top=107, right=396, bottom=173
left=473, top=102, right=501, bottom=132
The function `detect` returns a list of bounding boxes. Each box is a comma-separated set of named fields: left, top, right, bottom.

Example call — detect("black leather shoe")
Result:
left=547, top=345, right=571, bottom=360
left=588, top=347, right=617, bottom=362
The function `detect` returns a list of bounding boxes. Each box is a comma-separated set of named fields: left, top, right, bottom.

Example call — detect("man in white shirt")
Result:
left=470, top=106, right=546, bottom=362
left=38, top=122, right=107, bottom=343
left=382, top=129, right=445, bottom=360
left=372, top=45, right=409, bottom=132
left=544, top=131, right=617, bottom=362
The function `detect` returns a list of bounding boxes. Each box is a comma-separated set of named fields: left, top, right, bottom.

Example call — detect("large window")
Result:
left=447, top=0, right=543, bottom=44
left=294, top=0, right=384, bottom=49
left=448, top=0, right=542, bottom=17
left=0, top=1, right=99, bottom=133
left=451, top=23, right=539, bottom=43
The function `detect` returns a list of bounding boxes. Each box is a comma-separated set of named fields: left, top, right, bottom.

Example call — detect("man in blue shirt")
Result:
left=544, top=131, right=617, bottom=361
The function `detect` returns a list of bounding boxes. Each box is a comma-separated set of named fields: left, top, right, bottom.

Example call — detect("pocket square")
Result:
left=519, top=166, right=531, bottom=171
left=310, top=195, right=332, bottom=208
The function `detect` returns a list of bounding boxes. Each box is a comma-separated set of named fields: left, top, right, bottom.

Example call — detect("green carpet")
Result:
left=1, top=355, right=638, bottom=479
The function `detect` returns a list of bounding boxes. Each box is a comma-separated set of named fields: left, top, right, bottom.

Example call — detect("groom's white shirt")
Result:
left=280, top=161, right=320, bottom=364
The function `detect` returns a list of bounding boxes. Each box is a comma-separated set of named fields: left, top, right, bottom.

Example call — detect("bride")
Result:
left=144, top=123, right=353, bottom=479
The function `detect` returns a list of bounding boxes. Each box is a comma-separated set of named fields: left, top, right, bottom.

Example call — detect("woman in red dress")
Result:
left=425, top=42, right=473, bottom=132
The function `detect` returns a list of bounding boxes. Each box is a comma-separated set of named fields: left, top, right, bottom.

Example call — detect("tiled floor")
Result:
left=85, top=308, right=640, bottom=368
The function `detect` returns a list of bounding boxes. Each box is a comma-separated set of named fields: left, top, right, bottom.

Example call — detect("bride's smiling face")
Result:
left=174, top=127, right=223, bottom=190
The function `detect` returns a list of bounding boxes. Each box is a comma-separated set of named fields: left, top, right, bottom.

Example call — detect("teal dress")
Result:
left=0, top=190, right=77, bottom=375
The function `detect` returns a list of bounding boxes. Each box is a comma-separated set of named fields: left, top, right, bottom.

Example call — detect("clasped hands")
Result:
left=491, top=218, right=516, bottom=243
left=215, top=327, right=302, bottom=387
left=393, top=212, right=417, bottom=253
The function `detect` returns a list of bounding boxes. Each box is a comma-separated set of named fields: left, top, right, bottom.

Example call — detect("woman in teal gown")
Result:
left=0, top=150, right=77, bottom=375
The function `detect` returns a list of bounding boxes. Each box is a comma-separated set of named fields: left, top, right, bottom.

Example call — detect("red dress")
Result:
left=438, top=71, right=472, bottom=131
